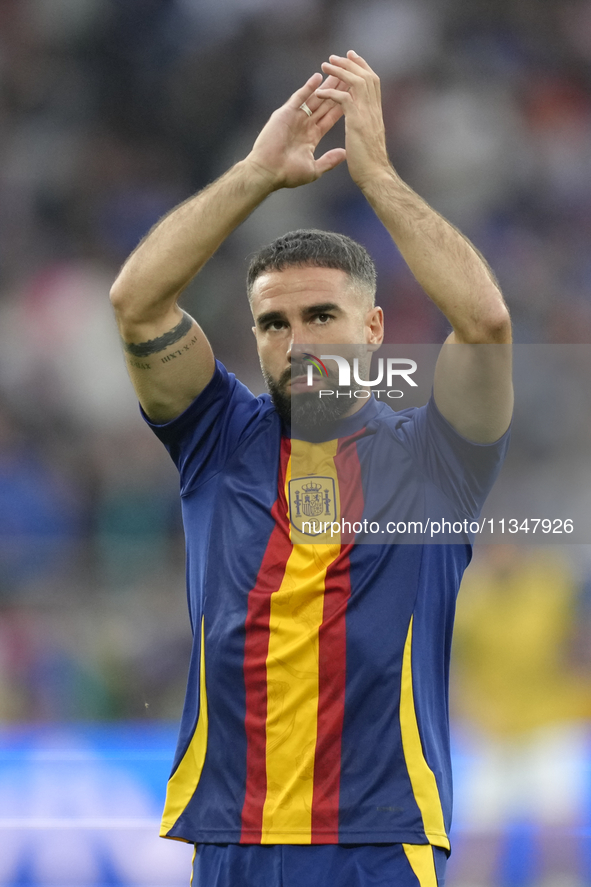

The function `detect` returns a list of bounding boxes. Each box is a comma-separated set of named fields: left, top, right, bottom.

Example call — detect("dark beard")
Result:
left=264, top=363, right=364, bottom=432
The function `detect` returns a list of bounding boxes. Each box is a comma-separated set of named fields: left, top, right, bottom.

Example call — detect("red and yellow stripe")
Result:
left=241, top=432, right=365, bottom=843
left=311, top=436, right=365, bottom=841
left=241, top=438, right=293, bottom=839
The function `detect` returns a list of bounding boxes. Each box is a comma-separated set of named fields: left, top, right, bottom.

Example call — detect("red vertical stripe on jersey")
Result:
left=240, top=437, right=292, bottom=842
left=311, top=434, right=365, bottom=842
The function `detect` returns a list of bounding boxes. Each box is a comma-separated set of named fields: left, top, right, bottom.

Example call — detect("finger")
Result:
left=315, top=102, right=344, bottom=136
left=314, top=147, right=347, bottom=177
left=305, top=74, right=341, bottom=115
left=316, top=73, right=342, bottom=96
left=313, top=76, right=348, bottom=120
left=321, top=61, right=365, bottom=89
left=344, top=52, right=381, bottom=101
left=325, top=53, right=369, bottom=75
left=315, top=86, right=353, bottom=108
left=313, top=97, right=344, bottom=126
left=287, top=73, right=323, bottom=110
left=346, top=50, right=374, bottom=72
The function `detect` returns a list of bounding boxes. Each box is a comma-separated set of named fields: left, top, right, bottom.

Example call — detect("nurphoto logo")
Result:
left=306, top=354, right=418, bottom=399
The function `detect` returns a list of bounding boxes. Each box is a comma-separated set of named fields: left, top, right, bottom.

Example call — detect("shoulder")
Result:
left=365, top=398, right=426, bottom=436
left=145, top=360, right=276, bottom=435
left=142, top=360, right=280, bottom=492
left=372, top=395, right=510, bottom=453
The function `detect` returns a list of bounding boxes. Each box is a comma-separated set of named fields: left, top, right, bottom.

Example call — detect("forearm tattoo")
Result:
left=122, top=311, right=193, bottom=357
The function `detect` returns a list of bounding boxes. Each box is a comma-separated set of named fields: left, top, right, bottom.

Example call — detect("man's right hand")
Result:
left=245, top=73, right=347, bottom=189
left=110, top=71, right=347, bottom=424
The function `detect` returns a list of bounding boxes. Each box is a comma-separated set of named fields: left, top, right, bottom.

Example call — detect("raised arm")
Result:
left=110, top=73, right=346, bottom=422
left=317, top=52, right=513, bottom=443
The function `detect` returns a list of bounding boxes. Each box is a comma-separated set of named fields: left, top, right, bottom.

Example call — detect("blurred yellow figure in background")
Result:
left=451, top=545, right=591, bottom=887
left=454, top=545, right=591, bottom=737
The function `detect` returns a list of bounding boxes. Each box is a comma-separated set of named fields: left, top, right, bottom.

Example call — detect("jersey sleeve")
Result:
left=393, top=394, right=510, bottom=518
left=141, top=360, right=269, bottom=495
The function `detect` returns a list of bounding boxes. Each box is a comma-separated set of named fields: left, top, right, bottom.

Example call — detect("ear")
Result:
left=366, top=306, right=384, bottom=345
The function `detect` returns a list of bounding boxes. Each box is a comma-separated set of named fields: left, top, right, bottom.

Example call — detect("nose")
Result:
left=286, top=323, right=307, bottom=362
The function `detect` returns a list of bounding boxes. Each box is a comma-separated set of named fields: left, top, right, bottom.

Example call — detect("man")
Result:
left=110, top=52, right=512, bottom=887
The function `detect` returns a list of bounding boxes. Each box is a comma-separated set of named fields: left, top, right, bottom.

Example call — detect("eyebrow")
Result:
left=255, top=309, right=285, bottom=328
left=303, top=302, right=342, bottom=317
left=255, top=303, right=343, bottom=328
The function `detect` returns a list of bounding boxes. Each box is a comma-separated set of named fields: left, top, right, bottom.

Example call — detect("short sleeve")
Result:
left=141, top=360, right=272, bottom=495
left=393, top=394, right=510, bottom=518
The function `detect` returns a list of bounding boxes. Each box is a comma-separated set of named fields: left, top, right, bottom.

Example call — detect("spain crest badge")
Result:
left=288, top=476, right=337, bottom=536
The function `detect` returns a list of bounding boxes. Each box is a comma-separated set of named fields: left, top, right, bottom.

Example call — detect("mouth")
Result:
left=289, top=374, right=327, bottom=394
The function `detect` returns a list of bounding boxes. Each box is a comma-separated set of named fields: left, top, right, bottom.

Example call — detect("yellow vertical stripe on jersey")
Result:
left=261, top=440, right=340, bottom=842
left=402, top=843, right=439, bottom=887
left=400, top=617, right=451, bottom=851
left=160, top=617, right=208, bottom=836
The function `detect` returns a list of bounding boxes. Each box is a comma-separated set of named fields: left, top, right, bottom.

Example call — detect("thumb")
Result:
left=314, top=147, right=346, bottom=177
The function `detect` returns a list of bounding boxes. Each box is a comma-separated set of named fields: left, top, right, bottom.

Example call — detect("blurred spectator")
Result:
left=0, top=260, right=138, bottom=428
left=92, top=427, right=181, bottom=589
left=0, top=399, right=82, bottom=597
left=453, top=547, right=591, bottom=736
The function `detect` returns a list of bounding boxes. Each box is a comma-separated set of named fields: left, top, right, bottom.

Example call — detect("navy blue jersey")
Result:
left=143, top=360, right=509, bottom=846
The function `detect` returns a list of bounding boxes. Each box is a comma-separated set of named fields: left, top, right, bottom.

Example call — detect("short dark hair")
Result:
left=246, top=229, right=377, bottom=302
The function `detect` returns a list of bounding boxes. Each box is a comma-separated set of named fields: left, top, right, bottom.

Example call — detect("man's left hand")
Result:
left=316, top=51, right=391, bottom=190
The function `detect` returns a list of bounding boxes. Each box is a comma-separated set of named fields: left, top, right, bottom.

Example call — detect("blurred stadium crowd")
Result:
left=1, top=1, right=591, bottom=880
